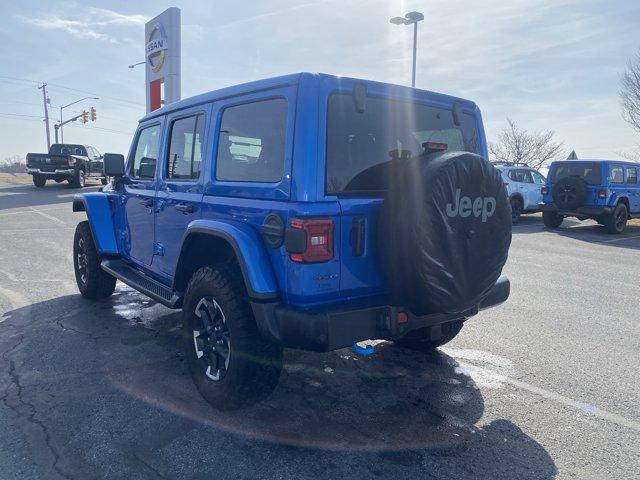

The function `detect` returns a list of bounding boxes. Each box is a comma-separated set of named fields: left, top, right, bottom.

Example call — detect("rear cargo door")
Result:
left=323, top=83, right=483, bottom=301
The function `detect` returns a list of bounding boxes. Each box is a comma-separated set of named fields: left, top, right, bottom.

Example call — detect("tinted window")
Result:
left=50, top=144, right=86, bottom=156
left=216, top=98, right=287, bottom=182
left=627, top=168, right=637, bottom=184
left=508, top=169, right=532, bottom=183
left=130, top=124, right=161, bottom=179
left=326, top=94, right=479, bottom=194
left=531, top=170, right=546, bottom=184
left=167, top=114, right=205, bottom=180
left=609, top=166, right=624, bottom=184
left=549, top=162, right=601, bottom=185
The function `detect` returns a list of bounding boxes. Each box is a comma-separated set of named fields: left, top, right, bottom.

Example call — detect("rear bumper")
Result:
left=252, top=275, right=510, bottom=352
left=538, top=203, right=613, bottom=216
left=27, top=167, right=75, bottom=176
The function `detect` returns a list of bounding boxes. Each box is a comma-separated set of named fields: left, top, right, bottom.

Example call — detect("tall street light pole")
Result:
left=59, top=96, right=99, bottom=143
left=390, top=11, right=425, bottom=88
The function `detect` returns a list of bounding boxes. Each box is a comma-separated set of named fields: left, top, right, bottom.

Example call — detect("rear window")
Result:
left=549, top=162, right=601, bottom=185
left=50, top=144, right=86, bottom=156
left=326, top=93, right=479, bottom=195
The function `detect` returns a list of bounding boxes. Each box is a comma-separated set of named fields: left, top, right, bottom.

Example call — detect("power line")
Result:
left=0, top=75, right=145, bottom=109
left=0, top=112, right=43, bottom=118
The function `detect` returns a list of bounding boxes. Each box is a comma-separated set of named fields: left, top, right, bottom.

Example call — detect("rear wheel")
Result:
left=73, top=221, right=116, bottom=299
left=510, top=197, right=523, bottom=224
left=70, top=169, right=85, bottom=188
left=182, top=264, right=282, bottom=410
left=604, top=203, right=628, bottom=234
left=542, top=211, right=563, bottom=228
left=32, top=175, right=46, bottom=188
left=395, top=321, right=463, bottom=352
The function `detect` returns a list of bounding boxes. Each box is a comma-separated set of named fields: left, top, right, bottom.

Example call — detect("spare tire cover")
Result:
left=552, top=176, right=588, bottom=210
left=378, top=151, right=512, bottom=315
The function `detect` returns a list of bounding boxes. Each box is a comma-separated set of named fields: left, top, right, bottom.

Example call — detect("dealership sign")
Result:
left=146, top=23, right=168, bottom=73
left=145, top=8, right=181, bottom=113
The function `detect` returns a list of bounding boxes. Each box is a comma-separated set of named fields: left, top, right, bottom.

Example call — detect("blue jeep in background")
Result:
left=539, top=160, right=640, bottom=233
left=72, top=73, right=512, bottom=409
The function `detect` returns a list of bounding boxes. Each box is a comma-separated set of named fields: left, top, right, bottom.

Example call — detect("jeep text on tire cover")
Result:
left=72, top=73, right=512, bottom=409
left=446, top=189, right=497, bottom=222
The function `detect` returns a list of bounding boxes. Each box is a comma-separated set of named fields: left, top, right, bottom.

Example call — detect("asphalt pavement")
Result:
left=0, top=180, right=639, bottom=479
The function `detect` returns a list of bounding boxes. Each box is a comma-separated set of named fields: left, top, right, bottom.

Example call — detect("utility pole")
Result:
left=38, top=83, right=51, bottom=150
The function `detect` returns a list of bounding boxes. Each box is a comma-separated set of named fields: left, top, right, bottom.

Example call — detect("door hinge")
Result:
left=153, top=242, right=165, bottom=256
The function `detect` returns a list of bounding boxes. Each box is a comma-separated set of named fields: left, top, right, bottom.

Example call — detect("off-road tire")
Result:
left=395, top=321, right=464, bottom=352
left=182, top=264, right=282, bottom=410
left=32, top=175, right=46, bottom=188
left=510, top=197, right=523, bottom=224
left=604, top=203, right=628, bottom=234
left=70, top=169, right=86, bottom=188
left=543, top=211, right=563, bottom=228
left=73, top=221, right=116, bottom=299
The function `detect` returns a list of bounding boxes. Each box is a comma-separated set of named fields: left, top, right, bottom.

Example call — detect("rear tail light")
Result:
left=598, top=188, right=607, bottom=199
left=68, top=156, right=76, bottom=166
left=288, top=218, right=334, bottom=263
left=541, top=186, right=549, bottom=195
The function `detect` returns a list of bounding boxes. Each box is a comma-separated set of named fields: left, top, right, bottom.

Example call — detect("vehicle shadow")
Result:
left=0, top=287, right=557, bottom=479
left=513, top=215, right=640, bottom=250
left=0, top=183, right=101, bottom=211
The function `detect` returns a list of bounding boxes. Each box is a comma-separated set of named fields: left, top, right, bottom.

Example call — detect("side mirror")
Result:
left=103, top=153, right=125, bottom=177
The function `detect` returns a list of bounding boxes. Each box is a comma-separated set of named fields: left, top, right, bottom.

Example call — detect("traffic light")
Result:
left=81, top=110, right=88, bottom=124
left=90, top=107, right=96, bottom=122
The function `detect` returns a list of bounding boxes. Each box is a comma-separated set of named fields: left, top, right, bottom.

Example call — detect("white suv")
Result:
left=495, top=165, right=546, bottom=223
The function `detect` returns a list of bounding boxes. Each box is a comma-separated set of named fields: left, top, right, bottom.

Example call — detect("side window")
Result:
left=531, top=170, right=546, bottom=185
left=627, top=167, right=637, bottom=184
left=130, top=124, right=161, bottom=179
left=609, top=166, right=624, bottom=184
left=215, top=98, right=287, bottom=183
left=167, top=114, right=205, bottom=180
left=521, top=170, right=534, bottom=184
left=508, top=170, right=520, bottom=182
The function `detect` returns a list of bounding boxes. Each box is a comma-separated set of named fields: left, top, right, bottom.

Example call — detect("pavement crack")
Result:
left=2, top=334, right=74, bottom=480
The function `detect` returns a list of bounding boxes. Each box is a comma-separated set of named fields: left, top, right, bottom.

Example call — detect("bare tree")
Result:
left=489, top=118, right=564, bottom=169
left=621, top=51, right=640, bottom=133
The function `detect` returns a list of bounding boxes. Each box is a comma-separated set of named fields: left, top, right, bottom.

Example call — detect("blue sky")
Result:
left=0, top=0, right=638, bottom=160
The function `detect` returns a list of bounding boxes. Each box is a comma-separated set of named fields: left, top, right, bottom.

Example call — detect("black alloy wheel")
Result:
left=192, top=297, right=231, bottom=382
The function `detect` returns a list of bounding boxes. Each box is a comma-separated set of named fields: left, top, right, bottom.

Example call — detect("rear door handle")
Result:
left=140, top=198, right=154, bottom=208
left=175, top=203, right=194, bottom=214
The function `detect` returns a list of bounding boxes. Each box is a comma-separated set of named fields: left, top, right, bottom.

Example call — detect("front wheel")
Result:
left=73, top=221, right=116, bottom=299
left=32, top=175, right=46, bottom=188
left=510, top=197, right=523, bottom=224
left=542, top=211, right=563, bottom=228
left=604, top=203, right=628, bottom=234
left=182, top=264, right=282, bottom=410
left=395, top=321, right=463, bottom=352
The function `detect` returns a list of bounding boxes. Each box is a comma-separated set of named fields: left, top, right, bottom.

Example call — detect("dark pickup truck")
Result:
left=26, top=144, right=106, bottom=188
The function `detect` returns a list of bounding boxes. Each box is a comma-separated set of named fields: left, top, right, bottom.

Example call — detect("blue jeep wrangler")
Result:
left=72, top=73, right=512, bottom=409
left=539, top=160, right=640, bottom=233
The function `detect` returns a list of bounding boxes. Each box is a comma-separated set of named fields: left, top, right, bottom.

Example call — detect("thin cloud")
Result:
left=18, top=6, right=147, bottom=43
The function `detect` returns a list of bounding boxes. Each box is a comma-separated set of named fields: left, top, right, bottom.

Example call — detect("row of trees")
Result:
left=0, top=155, right=25, bottom=173
left=489, top=49, right=640, bottom=168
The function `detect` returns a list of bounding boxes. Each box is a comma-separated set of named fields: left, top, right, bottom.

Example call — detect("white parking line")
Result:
left=0, top=204, right=70, bottom=217
left=455, top=361, right=640, bottom=433
left=597, top=234, right=640, bottom=244
left=28, top=206, right=66, bottom=225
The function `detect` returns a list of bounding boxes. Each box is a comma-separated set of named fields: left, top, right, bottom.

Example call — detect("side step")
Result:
left=101, top=259, right=181, bottom=308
